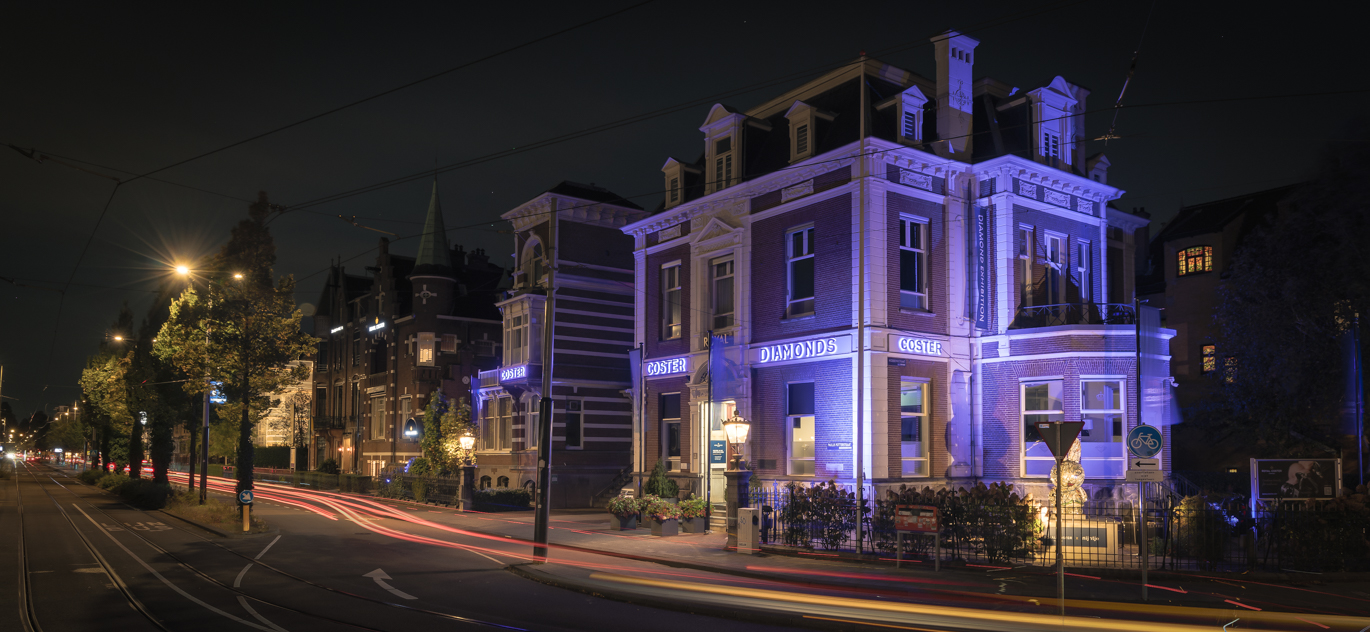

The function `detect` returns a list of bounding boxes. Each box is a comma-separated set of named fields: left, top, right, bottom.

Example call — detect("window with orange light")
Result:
left=1177, top=246, right=1213, bottom=276
left=1202, top=345, right=1216, bottom=374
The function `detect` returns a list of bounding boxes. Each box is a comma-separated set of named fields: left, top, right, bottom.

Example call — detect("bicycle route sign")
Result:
left=1126, top=424, right=1163, bottom=458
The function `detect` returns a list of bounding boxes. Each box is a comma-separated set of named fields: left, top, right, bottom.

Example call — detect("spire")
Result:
left=411, top=179, right=455, bottom=278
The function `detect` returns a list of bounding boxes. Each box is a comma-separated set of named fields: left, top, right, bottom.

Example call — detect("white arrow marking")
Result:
left=363, top=568, right=416, bottom=600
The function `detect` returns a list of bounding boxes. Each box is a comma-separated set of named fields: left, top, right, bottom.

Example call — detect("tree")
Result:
left=415, top=392, right=448, bottom=474
left=155, top=193, right=317, bottom=500
left=440, top=396, right=477, bottom=471
left=80, top=306, right=136, bottom=471
left=1210, top=131, right=1370, bottom=459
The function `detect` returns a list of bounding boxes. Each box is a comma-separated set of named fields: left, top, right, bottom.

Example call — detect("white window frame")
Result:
left=1043, top=130, right=1061, bottom=160
left=1079, top=376, right=1127, bottom=479
left=786, top=381, right=816, bottom=476
left=1044, top=232, right=1066, bottom=305
left=661, top=262, right=682, bottom=340
left=711, top=256, right=735, bottom=330
left=520, top=238, right=545, bottom=288
left=1076, top=240, right=1092, bottom=303
left=899, top=378, right=930, bottom=477
left=713, top=136, right=734, bottom=192
left=786, top=225, right=816, bottom=318
left=417, top=332, right=436, bottom=366
left=898, top=215, right=928, bottom=310
left=370, top=395, right=387, bottom=441
left=563, top=399, right=584, bottom=450
left=1018, top=225, right=1034, bottom=308
left=1021, top=378, right=1064, bottom=478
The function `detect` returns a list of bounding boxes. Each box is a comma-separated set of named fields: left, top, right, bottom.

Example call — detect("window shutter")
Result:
left=796, top=124, right=809, bottom=155
left=903, top=111, right=917, bottom=138
left=669, top=177, right=679, bottom=202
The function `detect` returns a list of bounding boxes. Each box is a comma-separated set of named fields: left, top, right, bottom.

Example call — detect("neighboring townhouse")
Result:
left=620, top=32, right=1172, bottom=505
left=472, top=182, right=646, bottom=508
left=310, top=183, right=506, bottom=474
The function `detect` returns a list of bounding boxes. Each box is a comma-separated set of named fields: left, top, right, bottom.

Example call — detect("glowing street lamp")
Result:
left=723, top=414, right=750, bottom=471
left=459, top=431, right=476, bottom=451
left=175, top=265, right=190, bottom=276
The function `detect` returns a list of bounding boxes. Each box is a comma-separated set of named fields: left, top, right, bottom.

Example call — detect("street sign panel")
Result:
left=1127, top=424, right=1163, bottom=458
left=238, top=489, right=254, bottom=505
left=894, top=505, right=939, bottom=533
left=1036, top=422, right=1085, bottom=460
left=1125, top=469, right=1164, bottom=482
left=1129, top=458, right=1160, bottom=471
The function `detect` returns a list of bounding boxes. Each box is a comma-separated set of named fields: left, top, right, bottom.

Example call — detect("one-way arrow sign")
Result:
left=363, top=568, right=416, bottom=600
left=1130, top=458, right=1160, bottom=471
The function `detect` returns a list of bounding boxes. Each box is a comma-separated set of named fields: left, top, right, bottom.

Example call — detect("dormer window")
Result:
left=784, top=100, right=834, bottom=164
left=660, top=157, right=696, bottom=210
left=876, top=85, right=928, bottom=146
left=714, top=137, right=734, bottom=190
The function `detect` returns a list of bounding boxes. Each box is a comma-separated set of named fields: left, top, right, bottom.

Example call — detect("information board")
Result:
left=894, top=505, right=939, bottom=533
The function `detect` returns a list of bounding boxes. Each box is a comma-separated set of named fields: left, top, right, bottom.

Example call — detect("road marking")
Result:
left=238, top=596, right=290, bottom=632
left=363, top=568, right=417, bottom=600
left=72, top=504, right=273, bottom=632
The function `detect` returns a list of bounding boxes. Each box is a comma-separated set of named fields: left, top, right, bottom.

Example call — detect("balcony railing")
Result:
left=1010, top=303, right=1136, bottom=330
left=315, top=415, right=358, bottom=432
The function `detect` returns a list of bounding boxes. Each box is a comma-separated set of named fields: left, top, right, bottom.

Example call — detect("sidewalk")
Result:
left=359, top=498, right=1370, bottom=620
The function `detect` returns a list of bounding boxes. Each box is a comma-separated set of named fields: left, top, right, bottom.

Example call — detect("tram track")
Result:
left=22, top=463, right=533, bottom=632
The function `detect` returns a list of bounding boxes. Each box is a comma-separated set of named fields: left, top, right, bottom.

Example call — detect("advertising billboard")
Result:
left=1250, top=458, right=1342, bottom=500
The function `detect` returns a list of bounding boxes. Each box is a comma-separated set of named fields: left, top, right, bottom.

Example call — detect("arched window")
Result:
left=479, top=475, right=492, bottom=490
left=520, top=238, right=545, bottom=286
left=496, top=475, right=510, bottom=488
left=1176, top=246, right=1213, bottom=276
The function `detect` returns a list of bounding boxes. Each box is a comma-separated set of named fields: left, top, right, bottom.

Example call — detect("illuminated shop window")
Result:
left=1079, top=380, right=1125, bottom=478
left=1021, top=380, right=1064, bottom=477
left=1202, top=345, right=1216, bottom=374
left=1177, top=246, right=1213, bottom=276
left=900, top=379, right=929, bottom=477
left=787, top=382, right=815, bottom=476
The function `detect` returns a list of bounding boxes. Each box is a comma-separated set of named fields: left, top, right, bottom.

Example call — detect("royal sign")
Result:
left=499, top=365, right=527, bottom=382
left=756, top=337, right=839, bottom=364
left=895, top=336, right=945, bottom=356
left=645, top=356, right=689, bottom=377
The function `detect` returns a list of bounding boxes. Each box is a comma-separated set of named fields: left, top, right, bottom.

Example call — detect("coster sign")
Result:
left=895, top=337, right=945, bottom=356
left=499, top=365, right=527, bottom=382
left=757, top=338, right=839, bottom=364
left=645, top=357, right=688, bottom=377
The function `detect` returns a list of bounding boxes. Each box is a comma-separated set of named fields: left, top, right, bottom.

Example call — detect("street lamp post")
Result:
left=722, top=414, right=751, bottom=549
left=459, top=430, right=476, bottom=511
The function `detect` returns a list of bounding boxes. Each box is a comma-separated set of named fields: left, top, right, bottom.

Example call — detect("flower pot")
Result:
left=609, top=514, right=637, bottom=531
left=651, top=518, right=679, bottom=537
left=681, top=517, right=707, bottom=533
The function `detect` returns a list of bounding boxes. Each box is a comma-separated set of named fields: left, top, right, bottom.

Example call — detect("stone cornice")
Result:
left=503, top=193, right=645, bottom=232
left=973, top=154, right=1124, bottom=203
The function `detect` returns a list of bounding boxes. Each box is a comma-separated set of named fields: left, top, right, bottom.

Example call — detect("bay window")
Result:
left=1022, top=379, right=1064, bottom=477
left=1080, top=379, right=1125, bottom=477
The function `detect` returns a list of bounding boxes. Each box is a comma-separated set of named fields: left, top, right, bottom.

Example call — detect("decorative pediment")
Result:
left=699, top=103, right=742, bottom=130
left=1035, top=76, right=1079, bottom=110
left=691, top=216, right=738, bottom=246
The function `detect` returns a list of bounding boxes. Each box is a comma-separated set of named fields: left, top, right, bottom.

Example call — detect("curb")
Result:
left=157, top=509, right=278, bottom=539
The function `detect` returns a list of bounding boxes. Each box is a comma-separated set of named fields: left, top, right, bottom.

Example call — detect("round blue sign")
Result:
left=238, top=489, right=254, bottom=505
left=1126, top=425, right=1163, bottom=458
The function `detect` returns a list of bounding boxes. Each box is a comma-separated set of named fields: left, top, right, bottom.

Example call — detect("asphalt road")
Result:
left=2, top=463, right=792, bottom=632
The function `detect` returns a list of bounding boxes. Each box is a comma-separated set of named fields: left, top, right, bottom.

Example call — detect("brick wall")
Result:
left=885, top=359, right=948, bottom=480
left=751, top=193, right=854, bottom=344
left=644, top=376, right=690, bottom=468
left=645, top=243, right=691, bottom=358
left=560, top=221, right=635, bottom=269
left=750, top=357, right=852, bottom=481
left=886, top=191, right=948, bottom=334
left=750, top=166, right=852, bottom=214
left=1008, top=334, right=1135, bottom=356
left=980, top=357, right=1138, bottom=479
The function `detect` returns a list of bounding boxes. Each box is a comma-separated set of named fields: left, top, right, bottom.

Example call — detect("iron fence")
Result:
left=750, top=482, right=1369, bottom=572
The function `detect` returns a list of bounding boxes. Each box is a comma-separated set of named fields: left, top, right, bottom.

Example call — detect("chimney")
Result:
left=932, top=30, right=979, bottom=157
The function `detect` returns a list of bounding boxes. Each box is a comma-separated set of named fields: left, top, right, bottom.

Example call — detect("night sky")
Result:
left=1, top=1, right=1361, bottom=420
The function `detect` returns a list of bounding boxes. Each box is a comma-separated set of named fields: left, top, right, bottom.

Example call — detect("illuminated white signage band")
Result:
left=367, top=321, right=386, bottom=332
left=757, top=337, right=840, bottom=364
left=645, top=356, right=689, bottom=377
left=330, top=326, right=344, bottom=334
left=895, top=336, right=945, bottom=356
left=500, top=365, right=527, bottom=382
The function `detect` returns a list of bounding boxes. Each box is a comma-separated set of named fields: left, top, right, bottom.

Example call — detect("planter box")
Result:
left=650, top=518, right=679, bottom=537
left=608, top=514, right=637, bottom=531
left=681, top=517, right=707, bottom=533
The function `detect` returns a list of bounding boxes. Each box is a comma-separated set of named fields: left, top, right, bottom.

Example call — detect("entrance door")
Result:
left=706, top=401, right=735, bottom=504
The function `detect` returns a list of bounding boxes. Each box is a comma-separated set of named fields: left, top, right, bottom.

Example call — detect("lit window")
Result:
left=1018, top=226, right=1034, bottom=308
left=526, top=397, right=540, bottom=450
left=900, top=380, right=928, bottom=476
left=564, top=400, right=583, bottom=450
left=899, top=217, right=927, bottom=310
left=1022, top=380, right=1064, bottom=477
left=1177, top=246, right=1213, bottom=276
left=1080, top=380, right=1125, bottom=478
left=787, top=382, right=815, bottom=476
left=504, top=313, right=527, bottom=364
left=787, top=227, right=816, bottom=317
left=661, top=264, right=682, bottom=339
left=1224, top=357, right=1237, bottom=384
left=418, top=332, right=435, bottom=366
left=712, top=257, right=734, bottom=329
left=1202, top=345, right=1216, bottom=374
left=660, top=393, right=681, bottom=459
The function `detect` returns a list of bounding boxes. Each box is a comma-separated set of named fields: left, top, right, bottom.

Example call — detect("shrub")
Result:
left=679, top=497, right=710, bottom=519
left=607, top=495, right=638, bottom=518
left=375, top=478, right=406, bottom=499
left=77, top=469, right=105, bottom=485
left=644, top=497, right=680, bottom=521
left=97, top=473, right=130, bottom=490
left=338, top=474, right=371, bottom=494
left=644, top=461, right=679, bottom=497
left=409, top=457, right=433, bottom=477
left=474, top=487, right=531, bottom=511
left=411, top=478, right=428, bottom=504
left=317, top=458, right=340, bottom=475
left=871, top=482, right=1038, bottom=563
left=116, top=478, right=174, bottom=509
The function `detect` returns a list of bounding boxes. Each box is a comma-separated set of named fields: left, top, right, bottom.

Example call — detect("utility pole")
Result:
left=533, top=206, right=558, bottom=561
left=200, top=328, right=211, bottom=504
left=1355, top=312, right=1365, bottom=487
left=854, top=67, right=867, bottom=556
left=1135, top=294, right=1147, bottom=602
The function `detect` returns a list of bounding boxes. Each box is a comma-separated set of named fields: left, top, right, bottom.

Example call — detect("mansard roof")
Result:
left=544, top=181, right=642, bottom=210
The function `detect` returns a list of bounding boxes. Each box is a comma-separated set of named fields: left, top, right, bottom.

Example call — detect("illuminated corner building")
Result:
left=1136, top=183, right=1302, bottom=470
left=473, top=182, right=646, bottom=507
left=620, top=31, right=1175, bottom=505
left=310, top=181, right=507, bottom=475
